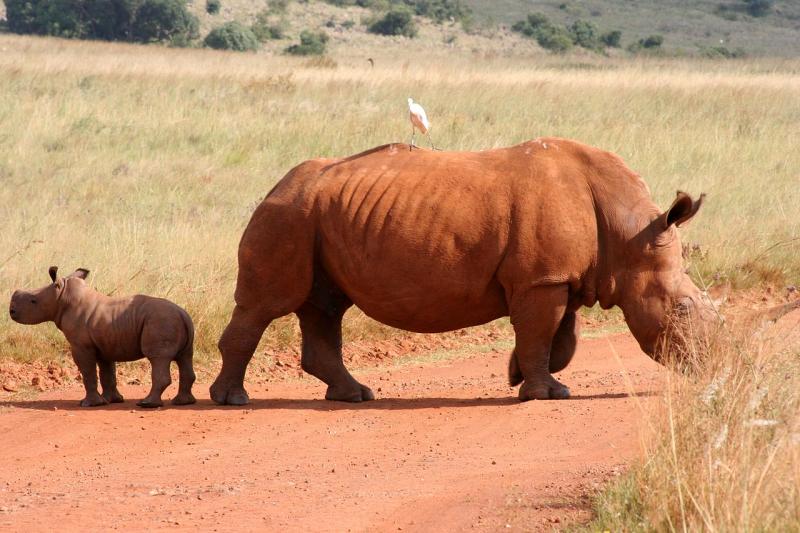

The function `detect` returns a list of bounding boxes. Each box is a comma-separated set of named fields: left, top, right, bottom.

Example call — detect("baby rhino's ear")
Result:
left=49, top=266, right=59, bottom=282
left=71, top=268, right=90, bottom=280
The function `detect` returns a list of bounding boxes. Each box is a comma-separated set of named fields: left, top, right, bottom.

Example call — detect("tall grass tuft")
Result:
left=586, top=313, right=800, bottom=531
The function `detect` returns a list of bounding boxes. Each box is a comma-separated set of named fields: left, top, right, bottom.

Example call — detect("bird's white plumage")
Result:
left=408, top=97, right=430, bottom=133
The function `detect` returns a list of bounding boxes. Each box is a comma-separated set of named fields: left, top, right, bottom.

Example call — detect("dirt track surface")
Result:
left=0, top=333, right=662, bottom=532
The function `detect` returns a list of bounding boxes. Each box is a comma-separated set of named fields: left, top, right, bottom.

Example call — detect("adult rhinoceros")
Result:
left=210, top=138, right=715, bottom=405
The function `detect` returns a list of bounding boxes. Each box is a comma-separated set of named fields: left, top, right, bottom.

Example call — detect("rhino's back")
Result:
left=282, top=140, right=598, bottom=331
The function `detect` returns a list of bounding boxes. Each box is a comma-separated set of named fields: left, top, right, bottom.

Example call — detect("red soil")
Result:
left=0, top=332, right=663, bottom=532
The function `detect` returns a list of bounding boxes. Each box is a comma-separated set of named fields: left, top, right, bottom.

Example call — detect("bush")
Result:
left=131, top=0, right=199, bottom=44
left=407, top=0, right=471, bottom=24
left=640, top=34, right=663, bottom=49
left=206, top=0, right=221, bottom=15
left=368, top=7, right=418, bottom=37
left=744, top=0, right=773, bottom=17
left=285, top=30, right=329, bottom=55
left=600, top=29, right=621, bottom=48
left=204, top=21, right=259, bottom=51
left=569, top=19, right=601, bottom=50
left=511, top=13, right=573, bottom=53
left=699, top=45, right=747, bottom=59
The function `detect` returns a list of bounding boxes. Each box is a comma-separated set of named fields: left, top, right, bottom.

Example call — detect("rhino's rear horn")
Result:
left=48, top=266, right=58, bottom=282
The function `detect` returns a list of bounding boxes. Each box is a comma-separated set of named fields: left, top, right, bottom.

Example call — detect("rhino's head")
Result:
left=9, top=266, right=90, bottom=325
left=614, top=191, right=717, bottom=359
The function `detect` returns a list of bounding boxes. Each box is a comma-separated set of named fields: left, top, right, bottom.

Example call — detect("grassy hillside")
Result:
left=1, top=0, right=800, bottom=57
left=465, top=0, right=800, bottom=56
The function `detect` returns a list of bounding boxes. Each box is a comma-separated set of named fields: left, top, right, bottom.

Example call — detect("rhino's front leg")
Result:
left=70, top=345, right=108, bottom=407
left=98, top=360, right=124, bottom=404
left=508, top=285, right=571, bottom=401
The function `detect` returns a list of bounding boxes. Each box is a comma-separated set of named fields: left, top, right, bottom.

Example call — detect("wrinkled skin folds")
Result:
left=211, top=138, right=716, bottom=405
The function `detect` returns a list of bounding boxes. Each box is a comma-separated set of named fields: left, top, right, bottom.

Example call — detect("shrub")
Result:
left=206, top=0, right=221, bottom=15
left=512, top=13, right=573, bottom=53
left=569, top=19, right=601, bottom=50
left=368, top=7, right=418, bottom=37
left=285, top=30, right=329, bottom=55
left=601, top=29, right=621, bottom=48
left=407, top=0, right=471, bottom=24
left=536, top=25, right=574, bottom=53
left=84, top=0, right=138, bottom=41
left=640, top=34, right=663, bottom=48
left=204, top=21, right=259, bottom=51
left=699, top=45, right=747, bottom=59
left=131, top=0, right=199, bottom=44
left=744, top=0, right=773, bottom=17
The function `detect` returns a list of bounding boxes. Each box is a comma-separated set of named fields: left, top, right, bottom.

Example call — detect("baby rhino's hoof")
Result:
left=518, top=378, right=571, bottom=401
left=79, top=393, right=109, bottom=407
left=172, top=393, right=196, bottom=406
left=136, top=399, right=164, bottom=408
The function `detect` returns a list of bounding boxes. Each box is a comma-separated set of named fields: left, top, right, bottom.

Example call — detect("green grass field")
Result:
left=0, top=28, right=798, bottom=531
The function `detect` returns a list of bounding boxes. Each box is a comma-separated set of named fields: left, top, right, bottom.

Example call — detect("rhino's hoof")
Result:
left=79, top=395, right=109, bottom=408
left=325, top=383, right=375, bottom=403
left=518, top=379, right=571, bottom=401
left=103, top=391, right=124, bottom=404
left=136, top=399, right=164, bottom=408
left=172, top=393, right=197, bottom=406
left=209, top=382, right=249, bottom=406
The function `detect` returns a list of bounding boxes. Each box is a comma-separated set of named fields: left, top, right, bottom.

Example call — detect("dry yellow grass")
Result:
left=586, top=313, right=800, bottom=531
left=0, top=33, right=798, bottom=367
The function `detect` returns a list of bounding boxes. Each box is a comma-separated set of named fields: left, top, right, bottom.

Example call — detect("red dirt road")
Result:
left=0, top=333, right=662, bottom=532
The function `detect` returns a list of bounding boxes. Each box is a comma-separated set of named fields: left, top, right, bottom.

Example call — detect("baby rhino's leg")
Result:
left=172, top=347, right=196, bottom=406
left=137, top=356, right=171, bottom=408
left=98, top=360, right=124, bottom=403
left=71, top=345, right=107, bottom=407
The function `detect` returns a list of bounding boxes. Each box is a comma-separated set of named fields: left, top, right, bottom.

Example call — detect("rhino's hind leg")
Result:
left=98, top=360, right=124, bottom=404
left=137, top=357, right=171, bottom=408
left=297, top=295, right=373, bottom=403
left=172, top=347, right=196, bottom=406
left=210, top=305, right=274, bottom=406
left=508, top=285, right=571, bottom=401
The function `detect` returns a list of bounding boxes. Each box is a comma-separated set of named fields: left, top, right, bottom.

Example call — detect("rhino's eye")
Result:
left=30, top=298, right=37, bottom=305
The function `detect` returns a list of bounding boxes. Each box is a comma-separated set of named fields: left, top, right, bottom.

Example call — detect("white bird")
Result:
left=408, top=97, right=437, bottom=150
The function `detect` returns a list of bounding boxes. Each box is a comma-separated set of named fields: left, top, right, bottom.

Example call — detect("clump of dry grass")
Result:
left=587, top=313, right=800, bottom=531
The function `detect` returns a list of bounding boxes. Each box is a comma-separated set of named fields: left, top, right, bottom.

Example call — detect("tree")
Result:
left=601, top=30, right=621, bottom=48
left=569, top=19, right=601, bottom=50
left=368, top=7, right=418, bottom=37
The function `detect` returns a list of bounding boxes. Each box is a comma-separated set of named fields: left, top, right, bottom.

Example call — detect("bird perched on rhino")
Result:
left=407, top=97, right=437, bottom=150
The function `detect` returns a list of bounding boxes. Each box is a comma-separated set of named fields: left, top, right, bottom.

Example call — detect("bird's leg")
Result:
left=427, top=132, right=438, bottom=151
left=410, top=128, right=416, bottom=150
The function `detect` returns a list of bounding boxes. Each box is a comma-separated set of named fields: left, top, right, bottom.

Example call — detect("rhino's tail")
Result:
left=177, top=306, right=195, bottom=361
left=508, top=311, right=580, bottom=386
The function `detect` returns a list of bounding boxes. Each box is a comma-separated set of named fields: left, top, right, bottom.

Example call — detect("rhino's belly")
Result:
left=318, top=246, right=509, bottom=333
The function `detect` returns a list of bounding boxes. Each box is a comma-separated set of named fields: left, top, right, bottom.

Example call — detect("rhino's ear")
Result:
left=49, top=266, right=58, bottom=282
left=663, top=191, right=705, bottom=229
left=70, top=268, right=90, bottom=280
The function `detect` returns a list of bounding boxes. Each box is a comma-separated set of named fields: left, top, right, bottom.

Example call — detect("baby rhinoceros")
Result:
left=9, top=266, right=196, bottom=408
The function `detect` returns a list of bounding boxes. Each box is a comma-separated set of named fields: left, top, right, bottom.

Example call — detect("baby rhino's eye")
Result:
left=30, top=298, right=38, bottom=305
